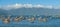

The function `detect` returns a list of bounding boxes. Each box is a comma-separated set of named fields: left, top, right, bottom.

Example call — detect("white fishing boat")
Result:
left=13, top=16, right=24, bottom=22
left=2, top=16, right=10, bottom=24
left=27, top=17, right=36, bottom=23
left=38, top=17, right=47, bottom=22
left=43, top=18, right=47, bottom=22
left=38, top=17, right=43, bottom=22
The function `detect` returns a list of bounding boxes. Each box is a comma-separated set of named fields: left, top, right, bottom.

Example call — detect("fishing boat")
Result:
left=13, top=16, right=25, bottom=22
left=27, top=17, right=36, bottom=23
left=43, top=18, right=47, bottom=22
left=38, top=17, right=47, bottom=22
left=38, top=17, right=43, bottom=22
left=2, top=16, right=10, bottom=24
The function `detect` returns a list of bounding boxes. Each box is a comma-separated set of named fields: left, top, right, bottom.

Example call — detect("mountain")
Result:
left=0, top=8, right=60, bottom=16
left=0, top=9, right=9, bottom=16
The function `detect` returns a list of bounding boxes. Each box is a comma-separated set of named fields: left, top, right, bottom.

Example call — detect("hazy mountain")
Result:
left=0, top=9, right=9, bottom=15
left=0, top=8, right=60, bottom=16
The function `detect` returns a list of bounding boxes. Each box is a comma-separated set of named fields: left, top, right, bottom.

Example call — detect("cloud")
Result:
left=33, top=4, right=44, bottom=8
left=0, top=3, right=54, bottom=10
left=0, top=6, right=1, bottom=8
left=23, top=4, right=33, bottom=8
left=44, top=5, right=53, bottom=9
left=1, top=4, right=23, bottom=9
left=54, top=6, right=60, bottom=9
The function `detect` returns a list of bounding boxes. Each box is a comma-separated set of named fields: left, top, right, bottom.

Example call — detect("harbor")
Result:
left=0, top=15, right=60, bottom=27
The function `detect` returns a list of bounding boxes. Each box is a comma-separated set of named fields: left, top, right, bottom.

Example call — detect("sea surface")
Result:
left=0, top=15, right=60, bottom=27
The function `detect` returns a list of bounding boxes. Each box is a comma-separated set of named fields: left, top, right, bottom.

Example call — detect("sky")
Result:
left=0, top=0, right=60, bottom=9
left=0, top=0, right=60, bottom=6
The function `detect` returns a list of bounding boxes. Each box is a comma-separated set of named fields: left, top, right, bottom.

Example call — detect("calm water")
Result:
left=0, top=16, right=60, bottom=27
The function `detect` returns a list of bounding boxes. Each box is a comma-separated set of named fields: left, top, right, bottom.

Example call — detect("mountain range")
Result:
left=0, top=8, right=60, bottom=16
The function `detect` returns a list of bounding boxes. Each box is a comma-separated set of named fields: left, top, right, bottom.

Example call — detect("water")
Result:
left=0, top=16, right=60, bottom=27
